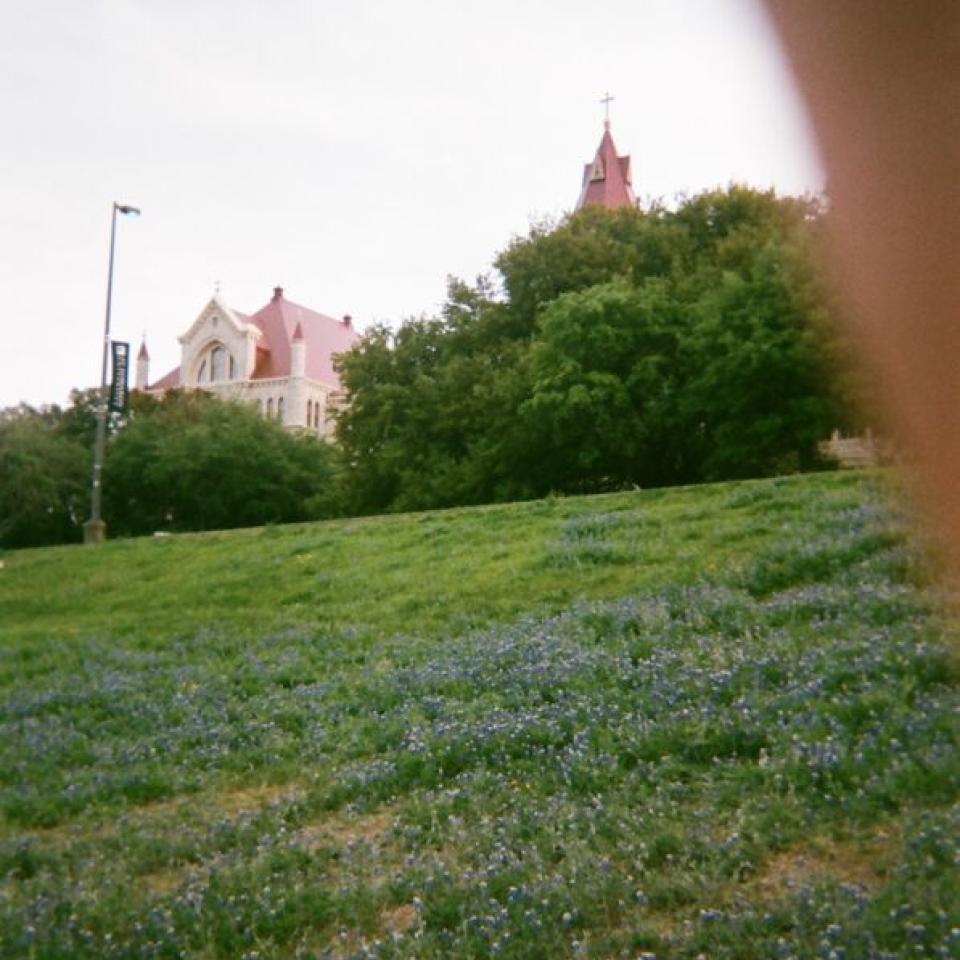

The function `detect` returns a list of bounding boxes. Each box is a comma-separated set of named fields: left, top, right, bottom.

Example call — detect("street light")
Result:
left=84, top=201, right=140, bottom=545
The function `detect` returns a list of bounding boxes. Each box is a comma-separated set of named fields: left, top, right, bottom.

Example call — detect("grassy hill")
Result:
left=0, top=471, right=956, bottom=959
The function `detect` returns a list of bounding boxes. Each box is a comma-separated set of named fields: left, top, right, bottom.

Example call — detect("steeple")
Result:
left=575, top=101, right=637, bottom=211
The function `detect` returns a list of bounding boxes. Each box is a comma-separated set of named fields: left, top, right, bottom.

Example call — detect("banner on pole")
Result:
left=109, top=340, right=130, bottom=413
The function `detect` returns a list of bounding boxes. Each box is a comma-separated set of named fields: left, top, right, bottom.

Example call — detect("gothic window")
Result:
left=196, top=342, right=235, bottom=385
left=210, top=346, right=226, bottom=382
left=277, top=397, right=285, bottom=423
left=313, top=401, right=320, bottom=429
left=266, top=397, right=274, bottom=418
left=307, top=399, right=312, bottom=425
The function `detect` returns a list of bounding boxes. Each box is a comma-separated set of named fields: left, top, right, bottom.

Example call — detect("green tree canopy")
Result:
left=0, top=405, right=89, bottom=548
left=335, top=185, right=852, bottom=514
left=104, top=391, right=337, bottom=536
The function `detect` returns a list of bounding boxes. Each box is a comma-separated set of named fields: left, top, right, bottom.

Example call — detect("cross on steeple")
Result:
left=601, top=91, right=615, bottom=129
left=576, top=101, right=636, bottom=211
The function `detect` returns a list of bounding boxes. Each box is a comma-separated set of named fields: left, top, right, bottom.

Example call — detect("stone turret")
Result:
left=290, top=321, right=306, bottom=379
left=287, top=321, right=307, bottom=427
left=136, top=339, right=150, bottom=390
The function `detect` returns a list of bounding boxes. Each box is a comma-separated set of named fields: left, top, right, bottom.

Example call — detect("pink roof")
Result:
left=248, top=288, right=359, bottom=385
left=147, top=288, right=360, bottom=392
left=575, top=124, right=637, bottom=211
left=149, top=365, right=181, bottom=390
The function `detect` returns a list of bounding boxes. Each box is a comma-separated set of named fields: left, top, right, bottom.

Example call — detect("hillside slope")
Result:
left=0, top=472, right=956, bottom=959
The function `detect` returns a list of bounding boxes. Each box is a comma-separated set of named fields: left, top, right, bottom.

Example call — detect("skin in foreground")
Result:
left=763, top=0, right=960, bottom=576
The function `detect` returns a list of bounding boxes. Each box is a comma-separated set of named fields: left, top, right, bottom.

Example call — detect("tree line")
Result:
left=0, top=186, right=861, bottom=549
left=332, top=186, right=860, bottom=515
left=0, top=391, right=336, bottom=549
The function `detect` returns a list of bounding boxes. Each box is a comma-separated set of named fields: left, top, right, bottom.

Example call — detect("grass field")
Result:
left=0, top=470, right=957, bottom=958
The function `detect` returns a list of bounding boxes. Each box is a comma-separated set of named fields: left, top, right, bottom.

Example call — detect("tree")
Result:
left=519, top=279, right=686, bottom=492
left=104, top=391, right=337, bottom=535
left=495, top=205, right=683, bottom=331
left=334, top=279, right=535, bottom=513
left=679, top=244, right=840, bottom=479
left=0, top=405, right=89, bottom=548
left=330, top=186, right=851, bottom=513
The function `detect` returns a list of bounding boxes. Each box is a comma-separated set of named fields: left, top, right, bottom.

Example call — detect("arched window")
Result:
left=307, top=399, right=312, bottom=425
left=277, top=396, right=285, bottom=423
left=197, top=359, right=207, bottom=384
left=229, top=355, right=236, bottom=380
left=210, top=346, right=226, bottom=382
left=266, top=397, right=274, bottom=418
left=313, top=400, right=320, bottom=429
left=256, top=399, right=263, bottom=416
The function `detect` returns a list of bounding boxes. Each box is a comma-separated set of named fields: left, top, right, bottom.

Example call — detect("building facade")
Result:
left=141, top=287, right=360, bottom=437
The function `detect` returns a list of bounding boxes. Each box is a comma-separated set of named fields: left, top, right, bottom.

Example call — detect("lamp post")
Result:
left=84, top=201, right=140, bottom=545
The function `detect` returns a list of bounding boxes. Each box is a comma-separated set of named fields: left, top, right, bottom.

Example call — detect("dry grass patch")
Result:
left=209, top=781, right=306, bottom=819
left=134, top=806, right=397, bottom=904
left=381, top=903, right=418, bottom=934
left=141, top=864, right=201, bottom=897
left=19, top=780, right=306, bottom=848
left=294, top=808, right=395, bottom=852
left=749, top=828, right=899, bottom=901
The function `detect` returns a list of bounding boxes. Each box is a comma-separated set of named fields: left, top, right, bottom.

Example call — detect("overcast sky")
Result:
left=1, top=0, right=822, bottom=409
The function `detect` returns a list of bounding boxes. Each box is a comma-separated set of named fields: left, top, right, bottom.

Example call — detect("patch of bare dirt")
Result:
left=141, top=865, right=199, bottom=897
left=211, top=782, right=306, bottom=819
left=748, top=826, right=899, bottom=900
left=16, top=780, right=307, bottom=851
left=294, top=809, right=394, bottom=851
left=381, top=903, right=418, bottom=934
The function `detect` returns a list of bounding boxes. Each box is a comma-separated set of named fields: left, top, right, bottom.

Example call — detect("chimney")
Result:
left=342, top=314, right=352, bottom=327
left=272, top=286, right=284, bottom=301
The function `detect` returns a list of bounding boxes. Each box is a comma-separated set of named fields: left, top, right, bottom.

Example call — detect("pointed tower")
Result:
left=136, top=339, right=150, bottom=390
left=290, top=321, right=306, bottom=379
left=287, top=320, right=307, bottom=427
left=576, top=119, right=637, bottom=211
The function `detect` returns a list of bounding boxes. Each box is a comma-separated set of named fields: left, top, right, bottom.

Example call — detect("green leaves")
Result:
left=336, top=186, right=850, bottom=514
left=0, top=407, right=89, bottom=548
left=103, top=391, right=337, bottom=536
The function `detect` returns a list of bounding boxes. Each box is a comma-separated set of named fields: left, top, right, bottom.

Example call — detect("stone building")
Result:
left=141, top=286, right=360, bottom=437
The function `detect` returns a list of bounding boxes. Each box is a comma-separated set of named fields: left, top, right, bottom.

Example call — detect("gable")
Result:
left=178, top=297, right=253, bottom=348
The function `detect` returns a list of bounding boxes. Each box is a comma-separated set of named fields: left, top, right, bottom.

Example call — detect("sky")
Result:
left=0, top=0, right=823, bottom=409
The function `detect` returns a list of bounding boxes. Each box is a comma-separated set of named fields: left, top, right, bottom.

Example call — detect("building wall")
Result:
left=203, top=378, right=338, bottom=438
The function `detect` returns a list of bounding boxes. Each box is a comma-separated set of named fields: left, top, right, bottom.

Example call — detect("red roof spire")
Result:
left=575, top=121, right=637, bottom=212
left=292, top=321, right=304, bottom=341
left=137, top=339, right=150, bottom=360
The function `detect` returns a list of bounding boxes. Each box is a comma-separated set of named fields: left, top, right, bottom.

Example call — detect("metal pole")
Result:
left=85, top=202, right=138, bottom=544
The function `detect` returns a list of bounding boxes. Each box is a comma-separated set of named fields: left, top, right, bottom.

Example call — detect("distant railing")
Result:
left=820, top=430, right=881, bottom=468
